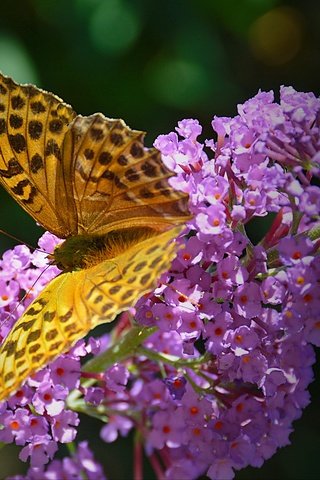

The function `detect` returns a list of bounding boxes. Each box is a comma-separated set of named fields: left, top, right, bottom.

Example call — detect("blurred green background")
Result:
left=0, top=0, right=319, bottom=478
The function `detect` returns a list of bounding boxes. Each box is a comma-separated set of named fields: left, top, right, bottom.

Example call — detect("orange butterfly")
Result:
left=0, top=72, right=190, bottom=400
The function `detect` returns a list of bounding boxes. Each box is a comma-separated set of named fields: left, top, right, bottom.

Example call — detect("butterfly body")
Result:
left=53, top=226, right=157, bottom=271
left=0, top=72, right=191, bottom=401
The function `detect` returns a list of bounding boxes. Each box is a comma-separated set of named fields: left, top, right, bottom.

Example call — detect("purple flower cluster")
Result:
left=1, top=86, right=319, bottom=480
left=7, top=441, right=106, bottom=480
left=0, top=234, right=106, bottom=478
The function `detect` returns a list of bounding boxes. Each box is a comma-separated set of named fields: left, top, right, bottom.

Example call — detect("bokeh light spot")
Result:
left=248, top=7, right=303, bottom=65
left=89, top=0, right=141, bottom=55
left=207, top=0, right=278, bottom=36
left=147, top=58, right=210, bottom=109
left=0, top=35, right=38, bottom=84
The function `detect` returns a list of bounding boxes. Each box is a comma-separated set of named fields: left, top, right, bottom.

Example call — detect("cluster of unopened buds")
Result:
left=0, top=86, right=319, bottom=479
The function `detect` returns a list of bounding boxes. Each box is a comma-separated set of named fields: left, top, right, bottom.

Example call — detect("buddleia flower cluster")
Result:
left=1, top=86, right=319, bottom=480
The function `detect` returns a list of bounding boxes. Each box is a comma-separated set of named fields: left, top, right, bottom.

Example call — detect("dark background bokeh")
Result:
left=0, top=0, right=319, bottom=478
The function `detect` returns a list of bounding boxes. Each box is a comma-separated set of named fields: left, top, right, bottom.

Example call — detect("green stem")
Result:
left=66, top=441, right=76, bottom=455
left=308, top=224, right=320, bottom=242
left=83, top=326, right=157, bottom=373
left=137, top=346, right=211, bottom=368
left=184, top=372, right=208, bottom=395
left=68, top=400, right=109, bottom=422
left=290, top=204, right=303, bottom=235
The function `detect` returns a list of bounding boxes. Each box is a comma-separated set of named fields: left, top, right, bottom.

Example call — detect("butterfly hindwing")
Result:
left=0, top=228, right=182, bottom=400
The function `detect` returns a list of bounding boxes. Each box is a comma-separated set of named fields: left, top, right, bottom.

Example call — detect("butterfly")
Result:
left=0, top=72, right=190, bottom=401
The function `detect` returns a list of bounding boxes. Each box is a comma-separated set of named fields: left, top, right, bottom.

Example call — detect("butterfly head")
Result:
left=51, top=234, right=107, bottom=271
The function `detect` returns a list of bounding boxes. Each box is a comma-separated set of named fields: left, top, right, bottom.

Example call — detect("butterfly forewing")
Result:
left=0, top=72, right=76, bottom=237
left=61, top=114, right=190, bottom=235
left=0, top=228, right=183, bottom=400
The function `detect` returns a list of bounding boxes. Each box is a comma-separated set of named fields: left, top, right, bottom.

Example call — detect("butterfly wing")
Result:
left=0, top=72, right=77, bottom=237
left=0, top=73, right=189, bottom=237
left=59, top=114, right=190, bottom=235
left=0, top=227, right=182, bottom=400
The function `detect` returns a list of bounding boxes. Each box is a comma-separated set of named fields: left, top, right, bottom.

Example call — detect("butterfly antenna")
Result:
left=0, top=228, right=47, bottom=253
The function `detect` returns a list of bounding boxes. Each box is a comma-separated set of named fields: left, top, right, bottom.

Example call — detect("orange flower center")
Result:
left=10, top=421, right=20, bottom=430
left=236, top=403, right=244, bottom=413
left=240, top=295, right=248, bottom=304
left=214, top=421, right=223, bottom=430
left=174, top=379, right=183, bottom=388
left=190, top=406, right=199, bottom=415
